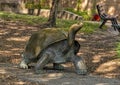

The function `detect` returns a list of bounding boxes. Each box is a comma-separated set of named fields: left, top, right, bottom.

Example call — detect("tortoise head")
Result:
left=69, top=22, right=83, bottom=34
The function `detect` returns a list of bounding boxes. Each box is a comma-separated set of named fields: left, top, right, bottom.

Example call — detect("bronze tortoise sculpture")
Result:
left=19, top=28, right=67, bottom=69
left=20, top=23, right=87, bottom=75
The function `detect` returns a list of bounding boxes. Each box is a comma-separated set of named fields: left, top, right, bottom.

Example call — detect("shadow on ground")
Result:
left=0, top=19, right=120, bottom=84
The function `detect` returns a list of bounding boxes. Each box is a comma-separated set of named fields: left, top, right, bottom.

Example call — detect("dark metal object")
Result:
left=35, top=23, right=87, bottom=75
left=96, top=3, right=118, bottom=29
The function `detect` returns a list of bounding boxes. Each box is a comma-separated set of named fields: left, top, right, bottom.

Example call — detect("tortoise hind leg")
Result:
left=72, top=56, right=87, bottom=75
left=35, top=53, right=50, bottom=74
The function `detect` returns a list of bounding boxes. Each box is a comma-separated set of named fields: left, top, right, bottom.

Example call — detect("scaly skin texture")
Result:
left=35, top=40, right=87, bottom=75
left=35, top=23, right=87, bottom=75
left=19, top=28, right=66, bottom=69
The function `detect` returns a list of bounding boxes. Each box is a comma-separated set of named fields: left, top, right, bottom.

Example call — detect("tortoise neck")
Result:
left=67, top=23, right=83, bottom=47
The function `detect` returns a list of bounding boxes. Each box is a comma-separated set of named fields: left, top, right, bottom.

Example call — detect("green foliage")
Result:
left=57, top=19, right=99, bottom=33
left=80, top=22, right=99, bottom=33
left=65, top=8, right=91, bottom=20
left=41, top=6, right=50, bottom=9
left=0, top=12, right=11, bottom=20
left=25, top=0, right=50, bottom=9
left=57, top=19, right=78, bottom=29
left=40, top=0, right=50, bottom=9
left=0, top=11, right=98, bottom=34
left=25, top=3, right=41, bottom=9
left=25, top=0, right=41, bottom=9
left=0, top=11, right=47, bottom=25
left=76, top=0, right=82, bottom=11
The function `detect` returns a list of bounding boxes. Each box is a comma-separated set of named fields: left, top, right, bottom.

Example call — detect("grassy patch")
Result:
left=65, top=8, right=91, bottom=20
left=0, top=11, right=47, bottom=25
left=57, top=19, right=78, bottom=29
left=0, top=11, right=99, bottom=34
left=81, top=22, right=99, bottom=33
left=57, top=19, right=99, bottom=34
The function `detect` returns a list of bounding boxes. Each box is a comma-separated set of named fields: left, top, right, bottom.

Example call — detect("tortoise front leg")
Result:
left=35, top=53, right=50, bottom=74
left=19, top=59, right=29, bottom=69
left=72, top=56, right=87, bottom=75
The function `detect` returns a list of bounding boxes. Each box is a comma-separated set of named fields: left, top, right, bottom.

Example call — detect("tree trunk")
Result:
left=47, top=0, right=60, bottom=27
left=36, top=0, right=41, bottom=16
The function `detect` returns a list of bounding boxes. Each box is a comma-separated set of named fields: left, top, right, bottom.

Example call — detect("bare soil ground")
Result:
left=0, top=20, right=120, bottom=85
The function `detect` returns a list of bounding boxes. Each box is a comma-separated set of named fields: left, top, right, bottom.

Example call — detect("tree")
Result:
left=75, top=0, right=82, bottom=11
left=47, top=0, right=60, bottom=27
left=25, top=0, right=41, bottom=15
left=91, top=0, right=97, bottom=15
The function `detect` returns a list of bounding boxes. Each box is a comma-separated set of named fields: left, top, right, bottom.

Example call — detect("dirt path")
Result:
left=0, top=20, right=120, bottom=84
left=0, top=63, right=120, bottom=85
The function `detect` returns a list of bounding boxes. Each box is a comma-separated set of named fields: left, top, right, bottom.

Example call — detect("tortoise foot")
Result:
left=19, top=60, right=28, bottom=69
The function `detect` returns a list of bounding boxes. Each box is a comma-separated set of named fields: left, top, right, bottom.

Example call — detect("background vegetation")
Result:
left=0, top=11, right=99, bottom=33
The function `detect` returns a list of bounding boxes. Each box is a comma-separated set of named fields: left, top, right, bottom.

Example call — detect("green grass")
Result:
left=0, top=11, right=47, bottom=25
left=65, top=8, right=91, bottom=20
left=0, top=11, right=99, bottom=34
left=80, top=22, right=99, bottom=33
left=57, top=19, right=99, bottom=34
